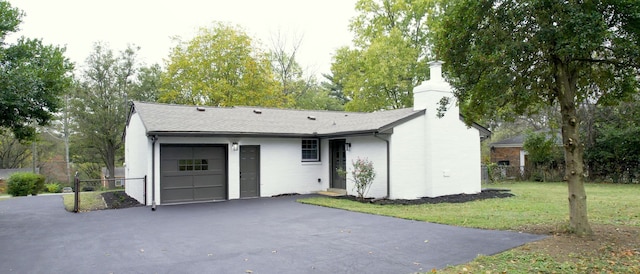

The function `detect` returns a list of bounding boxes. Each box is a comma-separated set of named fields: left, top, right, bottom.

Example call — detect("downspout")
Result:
left=373, top=133, right=390, bottom=198
left=150, top=135, right=158, bottom=211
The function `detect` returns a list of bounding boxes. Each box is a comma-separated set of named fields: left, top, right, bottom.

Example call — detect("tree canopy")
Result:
left=330, top=0, right=434, bottom=111
left=584, top=100, right=640, bottom=183
left=129, top=63, right=163, bottom=102
left=70, top=42, right=138, bottom=181
left=0, top=1, right=73, bottom=140
left=434, top=0, right=640, bottom=235
left=159, top=22, right=286, bottom=107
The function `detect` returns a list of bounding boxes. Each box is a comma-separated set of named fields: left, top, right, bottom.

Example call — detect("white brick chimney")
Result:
left=413, top=61, right=458, bottom=119
left=404, top=60, right=480, bottom=198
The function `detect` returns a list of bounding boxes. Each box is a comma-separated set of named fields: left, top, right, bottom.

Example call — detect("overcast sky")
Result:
left=7, top=0, right=358, bottom=79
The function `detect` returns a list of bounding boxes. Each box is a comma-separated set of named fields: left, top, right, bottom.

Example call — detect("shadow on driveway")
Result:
left=0, top=195, right=545, bottom=273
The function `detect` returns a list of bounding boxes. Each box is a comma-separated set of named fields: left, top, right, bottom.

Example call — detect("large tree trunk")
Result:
left=105, top=144, right=116, bottom=188
left=556, top=61, right=593, bottom=236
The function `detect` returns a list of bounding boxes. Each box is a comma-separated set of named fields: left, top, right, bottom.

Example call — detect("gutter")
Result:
left=150, top=135, right=158, bottom=211
left=373, top=133, right=390, bottom=199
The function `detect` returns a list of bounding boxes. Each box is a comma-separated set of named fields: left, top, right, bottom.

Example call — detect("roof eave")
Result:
left=378, top=109, right=425, bottom=133
left=146, top=129, right=389, bottom=139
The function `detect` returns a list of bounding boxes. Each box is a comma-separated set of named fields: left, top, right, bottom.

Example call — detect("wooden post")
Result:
left=73, top=172, right=79, bottom=213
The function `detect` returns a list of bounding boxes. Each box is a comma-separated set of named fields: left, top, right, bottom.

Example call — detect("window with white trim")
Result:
left=301, top=139, right=320, bottom=162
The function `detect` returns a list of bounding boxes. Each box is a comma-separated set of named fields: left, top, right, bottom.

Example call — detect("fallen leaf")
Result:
left=424, top=240, right=429, bottom=243
left=245, top=270, right=253, bottom=273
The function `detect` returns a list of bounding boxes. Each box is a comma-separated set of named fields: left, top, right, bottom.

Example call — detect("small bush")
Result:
left=31, top=175, right=45, bottom=195
left=44, top=183, right=61, bottom=193
left=349, top=157, right=376, bottom=201
left=7, top=172, right=45, bottom=196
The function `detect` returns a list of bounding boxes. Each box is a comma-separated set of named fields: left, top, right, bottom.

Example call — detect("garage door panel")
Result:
left=161, top=147, right=193, bottom=159
left=206, top=159, right=225, bottom=169
left=162, top=176, right=193, bottom=188
left=193, top=174, right=225, bottom=187
left=162, top=188, right=194, bottom=203
left=160, top=160, right=179, bottom=172
left=194, top=186, right=225, bottom=200
left=160, top=145, right=227, bottom=204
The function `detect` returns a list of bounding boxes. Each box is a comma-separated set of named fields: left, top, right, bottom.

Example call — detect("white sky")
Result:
left=7, top=0, right=358, bottom=79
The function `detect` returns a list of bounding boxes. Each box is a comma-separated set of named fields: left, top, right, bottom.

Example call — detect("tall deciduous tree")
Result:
left=268, top=31, right=344, bottom=110
left=71, top=42, right=138, bottom=180
left=330, top=0, right=434, bottom=111
left=269, top=30, right=305, bottom=105
left=0, top=131, right=31, bottom=169
left=159, top=22, right=286, bottom=107
left=0, top=1, right=73, bottom=140
left=434, top=0, right=640, bottom=235
left=130, top=63, right=162, bottom=102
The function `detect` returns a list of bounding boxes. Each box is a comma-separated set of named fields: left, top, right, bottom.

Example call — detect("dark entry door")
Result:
left=330, top=139, right=346, bottom=189
left=240, top=145, right=260, bottom=198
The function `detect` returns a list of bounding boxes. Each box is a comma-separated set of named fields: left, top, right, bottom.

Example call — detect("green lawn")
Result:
left=299, top=182, right=640, bottom=230
left=298, top=182, right=640, bottom=273
left=62, top=192, right=107, bottom=212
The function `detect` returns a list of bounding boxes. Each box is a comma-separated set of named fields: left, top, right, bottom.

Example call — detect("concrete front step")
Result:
left=316, top=188, right=347, bottom=196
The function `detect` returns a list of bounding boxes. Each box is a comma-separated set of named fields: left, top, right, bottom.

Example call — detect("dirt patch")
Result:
left=336, top=188, right=514, bottom=205
left=101, top=191, right=142, bottom=209
left=516, top=224, right=640, bottom=266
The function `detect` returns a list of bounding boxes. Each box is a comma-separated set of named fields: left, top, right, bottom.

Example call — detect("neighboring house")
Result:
left=101, top=167, right=125, bottom=189
left=124, top=62, right=489, bottom=206
left=490, top=134, right=528, bottom=169
left=490, top=131, right=561, bottom=177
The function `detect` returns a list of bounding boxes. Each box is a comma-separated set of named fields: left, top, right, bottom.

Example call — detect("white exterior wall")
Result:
left=124, top=112, right=151, bottom=204
left=243, top=138, right=328, bottom=197
left=388, top=117, right=428, bottom=199
left=343, top=136, right=388, bottom=198
left=422, top=109, right=481, bottom=197
left=143, top=136, right=329, bottom=205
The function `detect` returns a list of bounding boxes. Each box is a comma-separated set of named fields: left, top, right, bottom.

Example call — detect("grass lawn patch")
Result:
left=298, top=182, right=640, bottom=273
left=62, top=192, right=107, bottom=212
left=62, top=190, right=141, bottom=212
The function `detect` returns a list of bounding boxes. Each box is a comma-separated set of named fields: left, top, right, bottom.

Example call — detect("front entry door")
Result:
left=330, top=139, right=346, bottom=189
left=240, top=145, right=260, bottom=198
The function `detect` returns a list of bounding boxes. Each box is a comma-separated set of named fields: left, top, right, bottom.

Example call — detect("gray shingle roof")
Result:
left=130, top=101, right=424, bottom=137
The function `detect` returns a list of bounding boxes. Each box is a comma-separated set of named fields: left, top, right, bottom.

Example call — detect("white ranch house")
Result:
left=124, top=62, right=489, bottom=207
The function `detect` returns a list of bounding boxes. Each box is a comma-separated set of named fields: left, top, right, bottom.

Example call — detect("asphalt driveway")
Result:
left=0, top=195, right=545, bottom=273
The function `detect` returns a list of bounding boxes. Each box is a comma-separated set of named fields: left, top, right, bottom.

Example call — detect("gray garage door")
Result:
left=160, top=145, right=227, bottom=204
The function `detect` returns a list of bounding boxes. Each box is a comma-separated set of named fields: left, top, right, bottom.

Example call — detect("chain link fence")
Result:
left=483, top=165, right=565, bottom=183
left=72, top=173, right=145, bottom=213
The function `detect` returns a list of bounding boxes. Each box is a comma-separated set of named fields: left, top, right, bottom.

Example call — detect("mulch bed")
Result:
left=99, top=189, right=514, bottom=209
left=101, top=191, right=143, bottom=209
left=336, top=188, right=514, bottom=205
